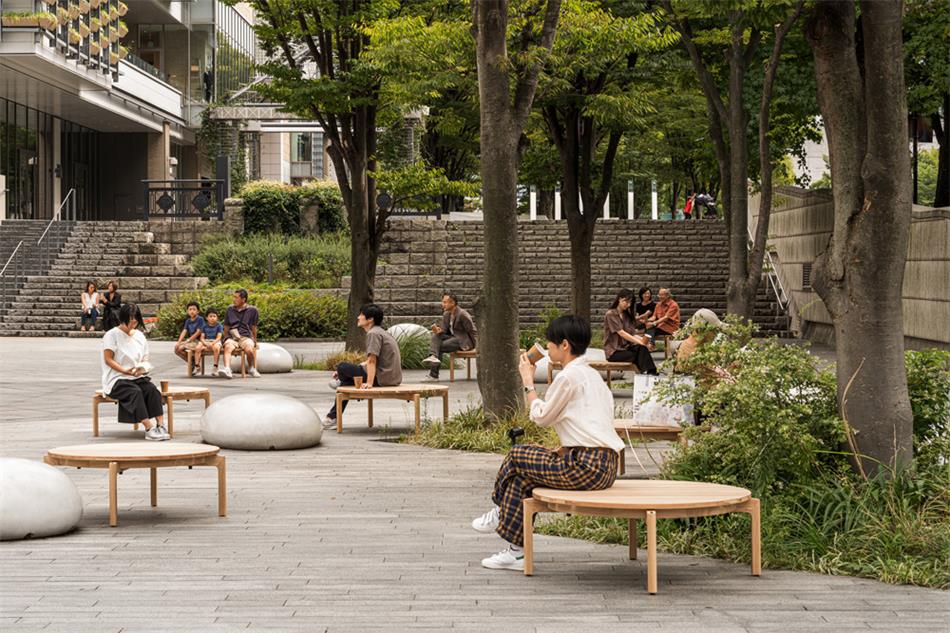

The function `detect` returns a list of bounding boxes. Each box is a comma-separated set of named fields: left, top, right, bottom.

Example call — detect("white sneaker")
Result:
left=156, top=425, right=171, bottom=440
left=471, top=506, right=500, bottom=533
left=218, top=366, right=233, bottom=379
left=322, top=416, right=337, bottom=430
left=328, top=378, right=341, bottom=390
left=422, top=355, right=440, bottom=369
left=249, top=368, right=262, bottom=378
left=481, top=546, right=524, bottom=571
left=144, top=426, right=165, bottom=441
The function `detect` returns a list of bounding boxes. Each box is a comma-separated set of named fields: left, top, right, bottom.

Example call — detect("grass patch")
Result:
left=402, top=405, right=558, bottom=453
left=293, top=350, right=365, bottom=371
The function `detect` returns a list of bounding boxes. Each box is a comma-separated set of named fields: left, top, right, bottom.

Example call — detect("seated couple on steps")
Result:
left=471, top=315, right=624, bottom=571
left=422, top=293, right=478, bottom=381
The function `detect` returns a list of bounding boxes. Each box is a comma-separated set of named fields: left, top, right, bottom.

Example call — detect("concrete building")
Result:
left=0, top=0, right=328, bottom=222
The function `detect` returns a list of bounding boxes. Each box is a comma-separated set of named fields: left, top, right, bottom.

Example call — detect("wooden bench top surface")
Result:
left=613, top=421, right=683, bottom=434
left=451, top=349, right=477, bottom=357
left=550, top=360, right=637, bottom=370
left=532, top=480, right=751, bottom=510
left=96, top=386, right=210, bottom=399
left=47, top=442, right=220, bottom=463
left=336, top=384, right=449, bottom=396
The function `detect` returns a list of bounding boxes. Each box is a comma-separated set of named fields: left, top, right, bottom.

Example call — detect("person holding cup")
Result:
left=471, top=315, right=623, bottom=571
left=422, top=293, right=478, bottom=381
left=603, top=289, right=657, bottom=375
left=100, top=303, right=169, bottom=441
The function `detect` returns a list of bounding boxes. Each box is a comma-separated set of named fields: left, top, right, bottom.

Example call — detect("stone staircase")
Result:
left=0, top=221, right=208, bottom=337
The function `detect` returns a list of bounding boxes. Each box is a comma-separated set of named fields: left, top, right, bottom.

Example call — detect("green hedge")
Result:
left=240, top=180, right=347, bottom=235
left=155, top=289, right=347, bottom=340
left=190, top=233, right=350, bottom=288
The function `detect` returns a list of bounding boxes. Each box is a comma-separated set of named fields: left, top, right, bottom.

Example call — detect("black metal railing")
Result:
left=142, top=179, right=225, bottom=220
left=0, top=240, right=26, bottom=317
left=125, top=52, right=167, bottom=82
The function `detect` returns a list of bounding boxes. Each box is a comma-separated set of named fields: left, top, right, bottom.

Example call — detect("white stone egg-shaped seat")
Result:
left=0, top=458, right=83, bottom=541
left=228, top=342, right=293, bottom=374
left=200, top=393, right=322, bottom=450
left=387, top=323, right=429, bottom=340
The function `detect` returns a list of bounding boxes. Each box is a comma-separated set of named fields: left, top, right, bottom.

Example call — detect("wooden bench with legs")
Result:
left=92, top=384, right=212, bottom=438
left=547, top=360, right=637, bottom=387
left=448, top=349, right=477, bottom=382
left=186, top=346, right=258, bottom=378
left=613, top=420, right=685, bottom=475
left=523, top=479, right=761, bottom=594
left=45, top=442, right=226, bottom=527
left=334, top=384, right=450, bottom=434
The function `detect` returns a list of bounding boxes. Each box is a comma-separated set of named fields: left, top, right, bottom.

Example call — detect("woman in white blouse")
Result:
left=80, top=281, right=100, bottom=331
left=472, top=315, right=623, bottom=571
left=101, top=303, right=169, bottom=441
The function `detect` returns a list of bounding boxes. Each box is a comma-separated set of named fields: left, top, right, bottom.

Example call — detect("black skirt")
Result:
left=107, top=377, right=164, bottom=423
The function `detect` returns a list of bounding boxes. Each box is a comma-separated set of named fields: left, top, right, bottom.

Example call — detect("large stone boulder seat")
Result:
left=523, top=479, right=761, bottom=594
left=0, top=458, right=83, bottom=540
left=200, top=393, right=322, bottom=450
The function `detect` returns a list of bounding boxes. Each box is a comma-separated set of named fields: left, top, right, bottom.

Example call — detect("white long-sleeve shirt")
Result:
left=530, top=357, right=624, bottom=452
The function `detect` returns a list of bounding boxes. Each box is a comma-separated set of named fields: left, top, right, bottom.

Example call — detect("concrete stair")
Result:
left=0, top=220, right=208, bottom=336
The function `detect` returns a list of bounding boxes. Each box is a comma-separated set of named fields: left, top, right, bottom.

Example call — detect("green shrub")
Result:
left=519, top=304, right=604, bottom=350
left=394, top=330, right=449, bottom=370
left=190, top=233, right=350, bottom=289
left=155, top=289, right=346, bottom=341
left=402, top=405, right=559, bottom=451
left=240, top=180, right=346, bottom=235
left=905, top=349, right=950, bottom=445
left=294, top=350, right=366, bottom=371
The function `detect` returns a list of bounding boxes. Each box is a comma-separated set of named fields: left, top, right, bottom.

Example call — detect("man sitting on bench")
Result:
left=322, top=303, right=403, bottom=429
left=471, top=315, right=624, bottom=571
left=422, top=292, right=478, bottom=381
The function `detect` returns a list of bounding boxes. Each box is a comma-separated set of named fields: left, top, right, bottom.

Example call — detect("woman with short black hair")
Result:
left=471, top=315, right=623, bottom=571
left=100, top=303, right=169, bottom=441
left=603, top=289, right=657, bottom=375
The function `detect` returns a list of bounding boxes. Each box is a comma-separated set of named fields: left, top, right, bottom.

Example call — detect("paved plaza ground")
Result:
left=1, top=339, right=947, bottom=632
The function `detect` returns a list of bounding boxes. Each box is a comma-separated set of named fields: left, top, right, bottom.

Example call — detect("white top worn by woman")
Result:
left=82, top=292, right=99, bottom=311
left=101, top=327, right=149, bottom=394
left=529, top=357, right=625, bottom=452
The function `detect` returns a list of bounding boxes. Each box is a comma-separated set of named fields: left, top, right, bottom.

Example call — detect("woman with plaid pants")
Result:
left=472, top=315, right=625, bottom=571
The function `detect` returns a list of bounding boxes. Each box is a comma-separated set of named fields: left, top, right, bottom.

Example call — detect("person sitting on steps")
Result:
left=472, top=315, right=623, bottom=571
left=422, top=292, right=478, bottom=381
left=323, top=303, right=403, bottom=430
left=80, top=281, right=100, bottom=332
left=101, top=303, right=170, bottom=441
left=220, top=289, right=260, bottom=379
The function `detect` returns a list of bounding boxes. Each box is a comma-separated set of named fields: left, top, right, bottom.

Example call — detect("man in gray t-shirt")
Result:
left=322, top=303, right=402, bottom=428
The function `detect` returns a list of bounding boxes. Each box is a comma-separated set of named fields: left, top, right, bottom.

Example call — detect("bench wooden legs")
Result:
left=443, top=392, right=449, bottom=423
left=628, top=518, right=638, bottom=560
left=150, top=468, right=158, bottom=507
left=108, top=461, right=119, bottom=527
left=92, top=397, right=100, bottom=437
left=215, top=455, right=227, bottom=517
left=749, top=498, right=761, bottom=576
left=619, top=449, right=626, bottom=475
left=336, top=393, right=344, bottom=434
left=413, top=394, right=421, bottom=434
left=522, top=497, right=543, bottom=576
left=646, top=510, right=657, bottom=594
left=186, top=350, right=194, bottom=377
left=164, top=396, right=175, bottom=438
left=367, top=399, right=374, bottom=428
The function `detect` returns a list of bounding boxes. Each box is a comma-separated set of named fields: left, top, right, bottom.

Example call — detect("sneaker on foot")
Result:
left=328, top=378, right=341, bottom=390
left=322, top=416, right=337, bottom=430
left=249, top=367, right=262, bottom=378
left=219, top=366, right=233, bottom=379
left=422, top=355, right=440, bottom=369
left=144, top=426, right=165, bottom=441
left=471, top=506, right=500, bottom=533
left=422, top=372, right=440, bottom=382
left=156, top=425, right=171, bottom=440
left=481, top=546, right=524, bottom=571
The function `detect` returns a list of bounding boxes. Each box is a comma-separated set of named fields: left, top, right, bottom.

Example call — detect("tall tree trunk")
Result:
left=933, top=94, right=949, bottom=207
left=806, top=0, right=914, bottom=474
left=472, top=0, right=561, bottom=418
left=539, top=188, right=555, bottom=218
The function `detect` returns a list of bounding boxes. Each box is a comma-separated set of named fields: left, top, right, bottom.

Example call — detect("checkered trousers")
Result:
left=492, top=444, right=619, bottom=546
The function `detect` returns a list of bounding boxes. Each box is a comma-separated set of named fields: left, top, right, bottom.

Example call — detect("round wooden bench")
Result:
left=547, top=360, right=637, bottom=386
left=44, top=442, right=226, bottom=527
left=448, top=349, right=477, bottom=382
left=334, top=384, right=450, bottom=434
left=524, top=480, right=761, bottom=594
left=93, top=384, right=212, bottom=438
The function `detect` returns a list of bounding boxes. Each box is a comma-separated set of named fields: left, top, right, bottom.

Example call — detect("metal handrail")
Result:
left=749, top=228, right=789, bottom=313
left=0, top=240, right=24, bottom=278
left=37, top=188, right=76, bottom=247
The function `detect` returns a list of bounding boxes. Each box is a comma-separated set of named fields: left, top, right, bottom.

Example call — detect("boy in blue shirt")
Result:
left=198, top=308, right=225, bottom=375
left=174, top=302, right=205, bottom=371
